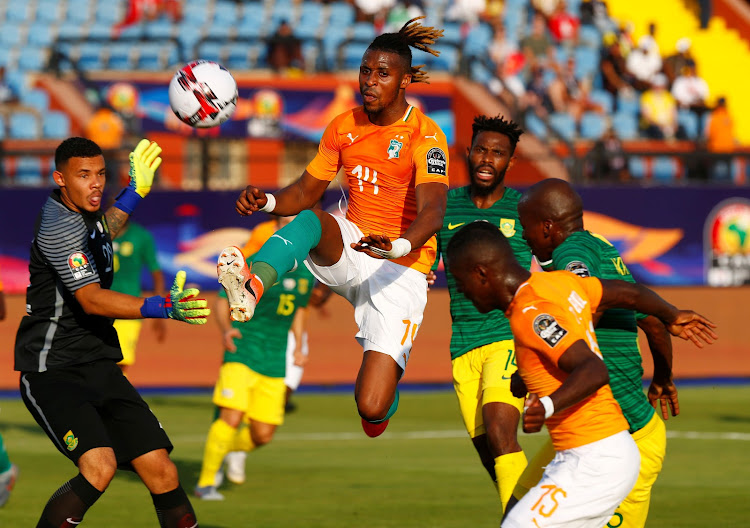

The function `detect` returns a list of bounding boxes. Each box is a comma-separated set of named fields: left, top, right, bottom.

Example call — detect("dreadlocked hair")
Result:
left=367, top=16, right=444, bottom=84
left=471, top=115, right=524, bottom=153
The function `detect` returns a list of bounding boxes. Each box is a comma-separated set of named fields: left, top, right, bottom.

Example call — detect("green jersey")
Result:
left=548, top=230, right=654, bottom=432
left=436, top=186, right=532, bottom=360
left=111, top=222, right=160, bottom=297
left=219, top=262, right=315, bottom=378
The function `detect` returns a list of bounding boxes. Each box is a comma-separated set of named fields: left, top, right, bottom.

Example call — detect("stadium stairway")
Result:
left=606, top=0, right=750, bottom=144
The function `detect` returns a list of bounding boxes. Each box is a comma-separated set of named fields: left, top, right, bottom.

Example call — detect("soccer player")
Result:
left=217, top=17, right=449, bottom=437
left=431, top=115, right=530, bottom=512
left=0, top=263, right=19, bottom=508
left=445, top=221, right=716, bottom=528
left=513, top=178, right=678, bottom=527
left=13, top=137, right=210, bottom=528
left=111, top=219, right=166, bottom=374
left=195, top=217, right=316, bottom=500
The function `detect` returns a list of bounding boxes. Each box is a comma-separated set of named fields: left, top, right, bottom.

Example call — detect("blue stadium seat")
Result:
left=611, top=112, right=638, bottom=139
left=549, top=112, right=577, bottom=141
left=617, top=93, right=640, bottom=116
left=237, top=11, right=265, bottom=39
left=653, top=156, right=680, bottom=181
left=14, top=157, right=43, bottom=186
left=589, top=90, right=613, bottom=114
left=226, top=43, right=251, bottom=70
left=0, top=24, right=23, bottom=47
left=469, top=61, right=493, bottom=85
left=579, top=25, right=600, bottom=48
left=118, top=24, right=145, bottom=40
left=107, top=43, right=133, bottom=70
left=77, top=42, right=105, bottom=70
left=87, top=25, right=113, bottom=40
left=18, top=47, right=47, bottom=71
left=350, top=22, right=375, bottom=43
left=176, top=20, right=205, bottom=51
left=9, top=113, right=40, bottom=139
left=95, top=2, right=124, bottom=24
left=6, top=3, right=32, bottom=23
left=678, top=109, right=699, bottom=140
left=298, top=2, right=323, bottom=36
left=340, top=41, right=369, bottom=70
left=573, top=47, right=599, bottom=80
left=36, top=0, right=62, bottom=23
left=28, top=24, right=56, bottom=47
left=441, top=23, right=463, bottom=47
left=462, top=23, right=492, bottom=58
left=302, top=40, right=321, bottom=70
left=628, top=156, right=646, bottom=179
left=198, top=41, right=225, bottom=63
left=43, top=111, right=70, bottom=138
left=20, top=89, right=49, bottom=112
left=183, top=3, right=213, bottom=25
left=0, top=116, right=5, bottom=140
left=430, top=46, right=458, bottom=72
left=525, top=112, right=549, bottom=140
left=213, top=1, right=238, bottom=25
left=328, top=2, right=355, bottom=27
left=5, top=71, right=26, bottom=94
left=57, top=25, right=84, bottom=40
left=66, top=0, right=92, bottom=23
left=250, top=42, right=268, bottom=68
left=145, top=19, right=175, bottom=40
left=580, top=112, right=606, bottom=140
left=137, top=44, right=164, bottom=70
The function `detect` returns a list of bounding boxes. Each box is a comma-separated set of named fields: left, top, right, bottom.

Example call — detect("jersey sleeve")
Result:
left=578, top=276, right=603, bottom=314
left=241, top=221, right=276, bottom=257
left=554, top=243, right=601, bottom=278
left=143, top=229, right=161, bottom=273
left=37, top=215, right=100, bottom=292
left=306, top=118, right=342, bottom=182
left=411, top=126, right=449, bottom=187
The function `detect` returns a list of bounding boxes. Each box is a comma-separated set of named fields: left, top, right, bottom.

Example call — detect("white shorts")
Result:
left=502, top=430, right=640, bottom=528
left=304, top=215, right=428, bottom=371
left=284, top=330, right=308, bottom=391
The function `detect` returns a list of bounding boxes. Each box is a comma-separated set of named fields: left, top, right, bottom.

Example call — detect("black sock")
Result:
left=36, top=473, right=103, bottom=528
left=151, top=485, right=198, bottom=528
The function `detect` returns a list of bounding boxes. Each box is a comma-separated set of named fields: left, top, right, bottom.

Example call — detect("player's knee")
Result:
left=80, top=460, right=117, bottom=490
left=356, top=396, right=388, bottom=422
left=251, top=430, right=274, bottom=446
left=486, top=421, right=522, bottom=455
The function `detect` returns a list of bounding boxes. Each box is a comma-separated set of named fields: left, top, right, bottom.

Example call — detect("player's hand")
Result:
left=236, top=186, right=268, bottom=216
left=152, top=318, right=166, bottom=343
left=224, top=328, right=241, bottom=352
left=510, top=370, right=528, bottom=399
left=129, top=139, right=162, bottom=198
left=522, top=393, right=546, bottom=433
left=293, top=348, right=308, bottom=367
left=167, top=271, right=210, bottom=324
left=648, top=377, right=680, bottom=420
left=666, top=310, right=718, bottom=348
left=426, top=270, right=437, bottom=291
left=352, top=234, right=392, bottom=259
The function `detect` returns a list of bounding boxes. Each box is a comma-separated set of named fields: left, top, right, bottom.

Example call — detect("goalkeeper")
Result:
left=13, top=137, right=209, bottom=528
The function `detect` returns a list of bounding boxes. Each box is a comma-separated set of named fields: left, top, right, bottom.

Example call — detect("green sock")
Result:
left=0, top=433, right=11, bottom=473
left=369, top=388, right=400, bottom=424
left=252, top=210, right=322, bottom=288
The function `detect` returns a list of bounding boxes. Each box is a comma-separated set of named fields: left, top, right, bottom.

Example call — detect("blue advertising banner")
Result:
left=2, top=186, right=749, bottom=294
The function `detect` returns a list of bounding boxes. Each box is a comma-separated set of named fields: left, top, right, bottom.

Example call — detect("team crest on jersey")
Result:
left=283, top=278, right=296, bottom=290
left=67, top=252, right=95, bottom=280
left=533, top=314, right=568, bottom=348
left=63, top=430, right=78, bottom=451
left=499, top=219, right=516, bottom=237
left=387, top=139, right=403, bottom=159
left=565, top=261, right=590, bottom=277
left=426, top=147, right=447, bottom=175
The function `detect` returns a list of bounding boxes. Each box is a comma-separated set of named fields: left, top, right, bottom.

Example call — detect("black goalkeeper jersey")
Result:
left=14, top=190, right=122, bottom=372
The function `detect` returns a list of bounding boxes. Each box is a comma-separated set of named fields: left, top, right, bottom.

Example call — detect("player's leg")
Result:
left=607, top=413, right=666, bottom=528
left=284, top=330, right=308, bottom=413
left=132, top=449, right=198, bottom=528
left=0, top=432, right=18, bottom=507
left=218, top=210, right=343, bottom=321
left=355, top=350, right=402, bottom=436
left=480, top=340, right=527, bottom=513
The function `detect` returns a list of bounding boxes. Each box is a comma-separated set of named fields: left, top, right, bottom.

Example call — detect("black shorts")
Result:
left=20, top=359, right=173, bottom=468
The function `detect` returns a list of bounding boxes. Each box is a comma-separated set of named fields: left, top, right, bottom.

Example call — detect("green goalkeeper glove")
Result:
left=129, top=138, right=162, bottom=198
left=140, top=271, right=210, bottom=325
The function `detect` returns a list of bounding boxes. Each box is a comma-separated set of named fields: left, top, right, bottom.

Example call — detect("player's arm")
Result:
left=214, top=294, right=241, bottom=352
left=595, top=278, right=717, bottom=347
left=523, top=339, right=609, bottom=433
left=106, top=139, right=162, bottom=238
left=291, top=306, right=310, bottom=367
left=234, top=171, right=330, bottom=217
left=149, top=269, right=167, bottom=342
left=75, top=271, right=209, bottom=325
left=638, top=315, right=679, bottom=419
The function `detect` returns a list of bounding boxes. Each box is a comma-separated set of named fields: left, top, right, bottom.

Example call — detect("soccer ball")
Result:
left=168, top=60, right=238, bottom=128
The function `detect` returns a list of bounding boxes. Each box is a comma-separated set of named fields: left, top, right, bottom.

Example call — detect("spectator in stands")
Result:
left=267, top=20, right=305, bottom=74
left=547, top=1, right=579, bottom=45
left=617, top=21, right=636, bottom=57
left=626, top=35, right=662, bottom=86
left=579, top=0, right=615, bottom=34
left=521, top=13, right=555, bottom=69
left=640, top=73, right=684, bottom=140
left=588, top=126, right=630, bottom=181
left=522, top=65, right=553, bottom=118
left=548, top=57, right=603, bottom=123
left=487, top=24, right=527, bottom=106
left=0, top=67, right=18, bottom=105
left=385, top=1, right=425, bottom=33
left=601, top=33, right=638, bottom=98
left=671, top=59, right=710, bottom=130
left=532, top=0, right=561, bottom=18
left=663, top=37, right=693, bottom=86
left=445, top=0, right=486, bottom=30
left=114, top=0, right=182, bottom=36
left=706, top=97, right=737, bottom=180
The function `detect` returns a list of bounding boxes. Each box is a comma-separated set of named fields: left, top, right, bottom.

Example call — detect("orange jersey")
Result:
left=507, top=271, right=629, bottom=451
left=306, top=105, right=449, bottom=273
left=241, top=220, right=277, bottom=257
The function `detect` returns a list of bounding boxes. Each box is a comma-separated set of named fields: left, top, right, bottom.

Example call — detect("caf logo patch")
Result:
left=426, top=147, right=447, bottom=175
left=565, top=261, right=591, bottom=277
left=282, top=278, right=296, bottom=290
left=63, top=430, right=79, bottom=451
left=67, top=252, right=95, bottom=280
left=387, top=139, right=403, bottom=159
left=500, top=219, right=516, bottom=237
left=533, top=314, right=568, bottom=348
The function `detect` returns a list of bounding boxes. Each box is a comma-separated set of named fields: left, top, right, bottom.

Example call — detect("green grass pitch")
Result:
left=1, top=386, right=748, bottom=527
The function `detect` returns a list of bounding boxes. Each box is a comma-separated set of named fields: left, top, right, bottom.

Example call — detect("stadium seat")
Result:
left=198, top=41, right=225, bottom=63
left=36, top=0, right=62, bottom=23
left=237, top=10, right=265, bottom=39
left=0, top=25, right=24, bottom=47
left=340, top=41, right=369, bottom=70
left=66, top=0, right=92, bottom=23
left=430, top=46, right=458, bottom=72
left=440, top=23, right=463, bottom=47
left=573, top=47, right=600, bottom=80
left=469, top=61, right=493, bottom=85
left=5, top=70, right=26, bottom=94
left=653, top=156, right=680, bottom=181
left=611, top=112, right=638, bottom=139
left=327, top=2, right=355, bottom=27
left=549, top=112, right=577, bottom=141
left=350, top=22, right=375, bottom=43
left=213, top=1, right=238, bottom=25
left=118, top=24, right=145, bottom=40
left=589, top=90, right=613, bottom=114
left=9, top=113, right=40, bottom=139
left=20, top=89, right=49, bottom=112
left=28, top=24, right=56, bottom=47
left=18, top=47, right=47, bottom=71
left=107, top=43, right=133, bottom=70
left=678, top=110, right=700, bottom=140
left=6, top=3, right=32, bottom=23
left=226, top=43, right=251, bottom=70
left=302, top=40, right=321, bottom=71
left=579, top=25, right=600, bottom=48
left=617, top=93, right=640, bottom=116
left=462, top=23, right=492, bottom=58
left=298, top=2, right=323, bottom=37
left=0, top=116, right=5, bottom=140
left=14, top=157, right=43, bottom=186
left=57, top=25, right=84, bottom=40
left=249, top=43, right=268, bottom=69
left=580, top=112, right=607, bottom=140
left=525, top=111, right=548, bottom=140
left=77, top=42, right=106, bottom=70
left=145, top=19, right=175, bottom=40
left=95, top=1, right=124, bottom=24
left=87, top=25, right=114, bottom=40
left=43, top=111, right=71, bottom=138
left=628, top=156, right=646, bottom=179
left=137, top=44, right=164, bottom=70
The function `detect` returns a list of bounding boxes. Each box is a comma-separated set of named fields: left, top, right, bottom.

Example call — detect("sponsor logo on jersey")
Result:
left=448, top=222, right=465, bottom=230
left=532, top=314, right=568, bottom=348
left=426, top=147, right=446, bottom=175
left=387, top=139, right=403, bottom=159
left=67, top=252, right=95, bottom=280
left=500, top=218, right=516, bottom=237
left=63, top=430, right=79, bottom=451
left=565, top=260, right=590, bottom=277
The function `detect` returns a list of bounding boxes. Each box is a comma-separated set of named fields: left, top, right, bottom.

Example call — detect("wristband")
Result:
left=140, top=295, right=170, bottom=319
left=539, top=396, right=555, bottom=419
left=370, top=237, right=412, bottom=259
left=113, top=186, right=142, bottom=215
left=260, top=193, right=276, bottom=213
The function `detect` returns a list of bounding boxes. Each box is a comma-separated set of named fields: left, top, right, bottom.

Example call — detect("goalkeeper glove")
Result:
left=114, top=139, right=163, bottom=214
left=140, top=271, right=210, bottom=325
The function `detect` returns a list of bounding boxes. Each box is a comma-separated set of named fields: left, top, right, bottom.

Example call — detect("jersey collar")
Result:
left=401, top=105, right=415, bottom=122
